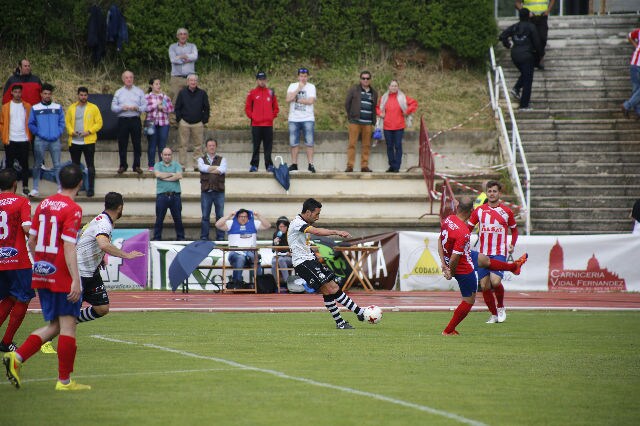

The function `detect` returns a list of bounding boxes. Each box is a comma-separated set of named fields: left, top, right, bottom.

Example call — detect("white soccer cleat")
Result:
left=497, top=307, right=507, bottom=323
left=486, top=315, right=499, bottom=324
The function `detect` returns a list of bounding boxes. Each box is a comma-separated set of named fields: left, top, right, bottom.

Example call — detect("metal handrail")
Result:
left=487, top=46, right=531, bottom=235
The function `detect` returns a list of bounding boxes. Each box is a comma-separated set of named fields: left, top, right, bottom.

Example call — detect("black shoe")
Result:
left=22, top=187, right=29, bottom=196
left=288, top=164, right=298, bottom=171
left=386, top=167, right=395, bottom=173
left=87, top=189, right=94, bottom=197
left=361, top=167, right=372, bottom=172
left=0, top=341, right=17, bottom=352
left=134, top=167, right=144, bottom=175
left=622, top=104, right=630, bottom=119
left=226, top=281, right=237, bottom=290
left=357, top=312, right=365, bottom=322
left=117, top=167, right=126, bottom=174
left=336, top=321, right=355, bottom=329
left=308, top=164, right=316, bottom=173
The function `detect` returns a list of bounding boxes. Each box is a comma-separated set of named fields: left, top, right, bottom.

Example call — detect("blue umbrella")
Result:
left=272, top=155, right=290, bottom=192
left=168, top=240, right=216, bottom=291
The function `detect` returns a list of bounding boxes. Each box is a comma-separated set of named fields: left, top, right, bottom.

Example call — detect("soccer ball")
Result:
left=363, top=305, right=383, bottom=324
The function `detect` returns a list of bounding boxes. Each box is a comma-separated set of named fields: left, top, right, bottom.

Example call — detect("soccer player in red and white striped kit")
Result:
left=467, top=180, right=519, bottom=324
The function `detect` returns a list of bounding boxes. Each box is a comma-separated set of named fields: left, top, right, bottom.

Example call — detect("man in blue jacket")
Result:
left=28, top=83, right=65, bottom=197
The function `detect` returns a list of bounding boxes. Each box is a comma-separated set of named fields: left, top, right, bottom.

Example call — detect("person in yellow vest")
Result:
left=516, top=0, right=555, bottom=70
left=65, top=87, right=103, bottom=197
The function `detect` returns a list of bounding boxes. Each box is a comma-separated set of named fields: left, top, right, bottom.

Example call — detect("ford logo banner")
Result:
left=33, top=261, right=57, bottom=276
left=0, top=247, right=18, bottom=258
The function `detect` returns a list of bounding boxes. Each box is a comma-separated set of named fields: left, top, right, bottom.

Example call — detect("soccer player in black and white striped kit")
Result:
left=288, top=198, right=365, bottom=329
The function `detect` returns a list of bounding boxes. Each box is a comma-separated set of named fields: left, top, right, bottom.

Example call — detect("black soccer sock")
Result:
left=323, top=294, right=345, bottom=325
left=77, top=306, right=103, bottom=323
left=334, top=290, right=364, bottom=315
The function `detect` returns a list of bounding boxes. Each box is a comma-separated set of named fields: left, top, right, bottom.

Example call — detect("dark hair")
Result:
left=58, top=164, right=83, bottom=189
left=0, top=168, right=17, bottom=190
left=519, top=8, right=530, bottom=21
left=77, top=86, right=89, bottom=94
left=276, top=216, right=290, bottom=227
left=457, top=196, right=474, bottom=214
left=486, top=180, right=502, bottom=191
left=205, top=138, right=217, bottom=147
left=302, top=198, right=322, bottom=213
left=236, top=209, right=250, bottom=218
left=360, top=70, right=371, bottom=78
left=11, top=84, right=23, bottom=92
left=104, top=192, right=124, bottom=210
left=41, top=83, right=54, bottom=92
left=148, top=77, right=160, bottom=93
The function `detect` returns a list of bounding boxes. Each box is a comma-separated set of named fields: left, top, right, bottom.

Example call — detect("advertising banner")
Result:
left=101, top=229, right=149, bottom=290
left=399, top=232, right=640, bottom=292
left=339, top=232, right=400, bottom=290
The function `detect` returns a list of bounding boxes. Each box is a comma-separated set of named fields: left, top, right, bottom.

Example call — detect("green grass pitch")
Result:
left=3, top=311, right=639, bottom=425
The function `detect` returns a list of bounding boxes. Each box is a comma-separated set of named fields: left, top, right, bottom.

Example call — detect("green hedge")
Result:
left=1, top=0, right=496, bottom=69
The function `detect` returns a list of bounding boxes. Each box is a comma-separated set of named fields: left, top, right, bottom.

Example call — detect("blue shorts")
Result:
left=0, top=269, right=35, bottom=302
left=476, top=254, right=506, bottom=281
left=288, top=121, right=315, bottom=147
left=455, top=271, right=478, bottom=297
left=37, top=289, right=82, bottom=322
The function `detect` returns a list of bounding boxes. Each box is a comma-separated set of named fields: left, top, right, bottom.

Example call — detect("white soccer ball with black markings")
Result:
left=363, top=305, right=383, bottom=324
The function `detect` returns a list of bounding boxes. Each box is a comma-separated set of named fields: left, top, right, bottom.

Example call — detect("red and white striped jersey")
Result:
left=468, top=203, right=516, bottom=256
left=630, top=29, right=640, bottom=66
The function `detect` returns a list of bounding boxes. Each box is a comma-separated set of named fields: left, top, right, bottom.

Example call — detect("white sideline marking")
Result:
left=0, top=367, right=235, bottom=386
left=92, top=335, right=487, bottom=426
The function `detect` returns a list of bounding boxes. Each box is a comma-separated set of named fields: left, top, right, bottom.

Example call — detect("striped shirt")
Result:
left=630, top=29, right=640, bottom=66
left=467, top=204, right=517, bottom=256
left=357, top=89, right=374, bottom=125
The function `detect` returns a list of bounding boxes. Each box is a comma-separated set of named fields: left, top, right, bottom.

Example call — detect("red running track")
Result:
left=28, top=291, right=640, bottom=313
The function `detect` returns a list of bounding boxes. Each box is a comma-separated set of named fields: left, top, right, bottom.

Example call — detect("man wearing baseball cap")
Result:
left=245, top=71, right=279, bottom=172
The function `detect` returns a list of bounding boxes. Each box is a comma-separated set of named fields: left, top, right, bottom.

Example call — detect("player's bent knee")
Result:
left=94, top=304, right=110, bottom=316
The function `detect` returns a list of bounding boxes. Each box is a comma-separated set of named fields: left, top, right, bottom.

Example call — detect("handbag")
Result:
left=143, top=119, right=156, bottom=136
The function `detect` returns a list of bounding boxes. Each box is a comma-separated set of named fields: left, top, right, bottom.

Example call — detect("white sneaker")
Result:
left=497, top=307, right=507, bottom=323
left=28, top=189, right=39, bottom=197
left=486, top=315, right=499, bottom=324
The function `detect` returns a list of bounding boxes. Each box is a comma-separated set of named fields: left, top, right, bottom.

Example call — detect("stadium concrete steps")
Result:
left=32, top=129, right=504, bottom=239
left=497, top=14, right=640, bottom=234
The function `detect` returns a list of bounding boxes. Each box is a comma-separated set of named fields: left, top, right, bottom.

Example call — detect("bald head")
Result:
left=457, top=196, right=474, bottom=214
left=161, top=147, right=173, bottom=164
left=122, top=71, right=134, bottom=87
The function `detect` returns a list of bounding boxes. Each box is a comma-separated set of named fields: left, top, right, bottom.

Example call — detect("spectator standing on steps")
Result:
left=144, top=78, right=174, bottom=171
left=198, top=138, right=227, bottom=241
left=286, top=67, right=316, bottom=173
left=153, top=148, right=185, bottom=241
left=111, top=71, right=146, bottom=175
left=2, top=59, right=42, bottom=106
left=515, top=0, right=554, bottom=70
left=175, top=74, right=210, bottom=170
left=376, top=79, right=418, bottom=173
left=168, top=28, right=198, bottom=103
left=66, top=86, right=103, bottom=198
left=0, top=85, right=32, bottom=196
left=245, top=71, right=279, bottom=172
left=631, top=199, right=640, bottom=235
left=344, top=70, right=377, bottom=173
left=28, top=83, right=65, bottom=198
left=500, top=8, right=542, bottom=111
left=622, top=28, right=640, bottom=119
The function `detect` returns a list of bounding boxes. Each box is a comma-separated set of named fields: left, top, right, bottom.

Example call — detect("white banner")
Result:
left=399, top=232, right=640, bottom=292
left=149, top=241, right=275, bottom=291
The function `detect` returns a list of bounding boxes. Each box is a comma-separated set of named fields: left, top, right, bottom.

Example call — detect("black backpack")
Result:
left=257, top=274, right=277, bottom=294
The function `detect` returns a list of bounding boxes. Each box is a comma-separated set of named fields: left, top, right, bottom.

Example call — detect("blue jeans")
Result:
left=228, top=251, right=255, bottom=283
left=384, top=129, right=404, bottom=171
left=148, top=125, right=170, bottom=168
left=33, top=137, right=61, bottom=191
left=624, top=65, right=640, bottom=114
left=154, top=193, right=185, bottom=240
left=201, top=190, right=225, bottom=240
left=288, top=121, right=314, bottom=146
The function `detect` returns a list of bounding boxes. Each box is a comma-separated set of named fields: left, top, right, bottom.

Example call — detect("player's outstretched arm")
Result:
left=96, top=235, right=144, bottom=260
left=307, top=226, right=350, bottom=239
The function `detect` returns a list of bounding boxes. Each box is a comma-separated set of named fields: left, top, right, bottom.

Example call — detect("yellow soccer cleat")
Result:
left=55, top=380, right=91, bottom=391
left=40, top=341, right=57, bottom=354
left=3, top=351, right=22, bottom=389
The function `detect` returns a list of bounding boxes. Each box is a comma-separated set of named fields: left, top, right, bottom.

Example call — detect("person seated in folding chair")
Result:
left=215, top=209, right=271, bottom=289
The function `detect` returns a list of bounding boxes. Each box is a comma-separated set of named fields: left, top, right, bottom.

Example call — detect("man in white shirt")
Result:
left=168, top=28, right=198, bottom=102
left=286, top=68, right=316, bottom=173
left=215, top=209, right=270, bottom=289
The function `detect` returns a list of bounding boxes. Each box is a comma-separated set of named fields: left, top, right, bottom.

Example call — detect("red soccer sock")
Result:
left=443, top=301, right=473, bottom=333
left=482, top=289, right=498, bottom=315
left=0, top=298, right=16, bottom=326
left=16, top=334, right=43, bottom=363
left=488, top=258, right=516, bottom=272
left=2, top=301, right=29, bottom=345
left=57, top=335, right=77, bottom=381
left=494, top=284, right=505, bottom=308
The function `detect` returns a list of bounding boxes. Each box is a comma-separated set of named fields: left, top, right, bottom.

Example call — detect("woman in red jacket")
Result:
left=375, top=80, right=418, bottom=172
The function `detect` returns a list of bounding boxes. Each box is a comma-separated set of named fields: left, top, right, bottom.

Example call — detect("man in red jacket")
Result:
left=245, top=71, right=279, bottom=172
left=2, top=59, right=42, bottom=106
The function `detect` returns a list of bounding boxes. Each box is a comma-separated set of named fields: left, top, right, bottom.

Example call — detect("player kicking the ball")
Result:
left=288, top=198, right=366, bottom=329
left=438, top=196, right=527, bottom=335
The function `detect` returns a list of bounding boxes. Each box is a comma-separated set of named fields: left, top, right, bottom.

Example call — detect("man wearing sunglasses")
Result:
left=344, top=71, right=378, bottom=173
